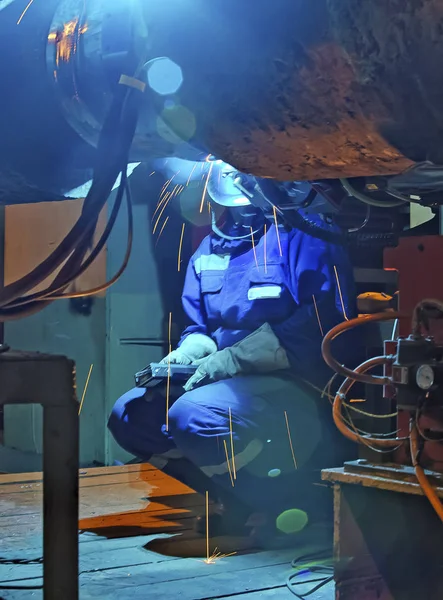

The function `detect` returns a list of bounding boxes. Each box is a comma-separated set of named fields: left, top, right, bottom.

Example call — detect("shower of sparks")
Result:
left=334, top=265, right=349, bottom=321
left=153, top=196, right=172, bottom=234
left=161, top=170, right=180, bottom=194
left=152, top=191, right=172, bottom=222
left=312, top=295, right=324, bottom=337
left=273, top=207, right=283, bottom=256
left=203, top=548, right=237, bottom=565
left=229, top=408, right=237, bottom=480
left=284, top=411, right=298, bottom=470
left=78, top=364, right=94, bottom=416
left=223, top=440, right=235, bottom=487
left=250, top=228, right=259, bottom=269
left=149, top=171, right=156, bottom=177
left=178, top=223, right=186, bottom=272
left=206, top=491, right=210, bottom=562
left=186, top=163, right=198, bottom=187
left=155, top=216, right=170, bottom=246
left=264, top=224, right=268, bottom=274
left=17, top=0, right=35, bottom=24
left=200, top=162, right=214, bottom=213
left=165, top=313, right=172, bottom=432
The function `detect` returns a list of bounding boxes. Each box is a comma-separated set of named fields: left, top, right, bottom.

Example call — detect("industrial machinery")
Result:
left=3, top=0, right=443, bottom=598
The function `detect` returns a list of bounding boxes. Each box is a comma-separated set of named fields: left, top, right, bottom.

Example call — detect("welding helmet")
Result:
left=207, top=159, right=264, bottom=240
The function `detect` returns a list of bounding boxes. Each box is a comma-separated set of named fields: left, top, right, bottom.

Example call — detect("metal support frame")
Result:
left=0, top=349, right=79, bottom=600
left=323, top=461, right=443, bottom=600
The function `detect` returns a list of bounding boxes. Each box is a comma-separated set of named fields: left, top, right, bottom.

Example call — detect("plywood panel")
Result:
left=4, top=200, right=107, bottom=296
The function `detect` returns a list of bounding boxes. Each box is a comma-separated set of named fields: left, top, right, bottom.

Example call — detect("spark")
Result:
left=163, top=170, right=180, bottom=192
left=223, top=440, right=235, bottom=487
left=334, top=265, right=349, bottom=321
left=178, top=223, right=186, bottom=272
left=166, top=312, right=172, bottom=432
left=250, top=228, right=258, bottom=269
left=17, top=0, right=35, bottom=25
left=152, top=190, right=172, bottom=222
left=264, top=224, right=268, bottom=274
left=200, top=162, right=214, bottom=213
left=149, top=171, right=156, bottom=177
left=284, top=411, right=298, bottom=470
left=229, top=408, right=237, bottom=480
left=186, top=163, right=198, bottom=187
left=273, top=206, right=283, bottom=257
left=206, top=491, right=210, bottom=562
left=153, top=195, right=173, bottom=233
left=78, top=364, right=94, bottom=416
left=312, top=295, right=324, bottom=337
left=155, top=216, right=170, bottom=246
left=203, top=548, right=237, bottom=565
left=349, top=398, right=366, bottom=403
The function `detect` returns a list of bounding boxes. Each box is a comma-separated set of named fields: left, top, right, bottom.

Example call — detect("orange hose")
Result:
left=410, top=423, right=443, bottom=523
left=333, top=356, right=406, bottom=448
left=322, top=312, right=404, bottom=385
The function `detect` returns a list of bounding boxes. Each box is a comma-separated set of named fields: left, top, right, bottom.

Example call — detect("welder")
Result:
left=108, top=160, right=359, bottom=545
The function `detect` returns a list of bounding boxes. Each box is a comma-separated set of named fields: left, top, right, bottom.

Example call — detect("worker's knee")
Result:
left=168, top=390, right=220, bottom=445
left=107, top=387, right=147, bottom=450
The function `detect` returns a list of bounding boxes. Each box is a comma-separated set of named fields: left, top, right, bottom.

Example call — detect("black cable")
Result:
left=0, top=79, right=141, bottom=320
left=286, top=551, right=334, bottom=598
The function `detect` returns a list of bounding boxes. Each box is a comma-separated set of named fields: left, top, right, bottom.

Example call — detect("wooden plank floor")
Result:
left=0, top=465, right=334, bottom=599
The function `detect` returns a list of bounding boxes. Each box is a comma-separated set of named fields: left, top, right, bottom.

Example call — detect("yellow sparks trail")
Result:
left=334, top=265, right=349, bottom=321
left=186, top=163, right=198, bottom=187
left=17, top=0, right=35, bottom=24
left=165, top=313, right=172, bottom=432
left=223, top=440, right=235, bottom=487
left=312, top=295, right=324, bottom=337
left=273, top=207, right=283, bottom=257
left=178, top=223, right=186, bottom=272
left=284, top=411, right=298, bottom=470
left=229, top=408, right=237, bottom=480
left=78, top=364, right=94, bottom=416
left=250, top=228, right=258, bottom=269
left=153, top=195, right=173, bottom=234
left=155, top=216, right=170, bottom=246
left=200, top=162, right=214, bottom=213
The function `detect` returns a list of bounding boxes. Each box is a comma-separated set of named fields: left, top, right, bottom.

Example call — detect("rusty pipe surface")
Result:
left=143, top=0, right=443, bottom=180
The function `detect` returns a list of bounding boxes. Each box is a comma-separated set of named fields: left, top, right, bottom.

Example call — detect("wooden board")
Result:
left=0, top=464, right=333, bottom=600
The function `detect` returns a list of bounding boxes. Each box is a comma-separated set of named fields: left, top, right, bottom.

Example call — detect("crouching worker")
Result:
left=109, top=162, right=359, bottom=546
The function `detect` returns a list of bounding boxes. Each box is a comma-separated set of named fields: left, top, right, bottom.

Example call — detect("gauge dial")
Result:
left=416, top=365, right=435, bottom=390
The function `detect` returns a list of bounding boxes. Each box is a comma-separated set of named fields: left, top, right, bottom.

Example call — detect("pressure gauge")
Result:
left=416, top=364, right=435, bottom=390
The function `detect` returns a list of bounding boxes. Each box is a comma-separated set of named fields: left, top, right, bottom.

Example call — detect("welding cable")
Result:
left=322, top=312, right=404, bottom=385
left=340, top=178, right=406, bottom=208
left=0, top=68, right=143, bottom=313
left=0, top=91, right=128, bottom=308
left=6, top=168, right=132, bottom=306
left=333, top=356, right=407, bottom=448
left=410, top=421, right=443, bottom=523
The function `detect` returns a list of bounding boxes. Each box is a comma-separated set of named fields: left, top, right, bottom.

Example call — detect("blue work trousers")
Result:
left=108, top=374, right=354, bottom=518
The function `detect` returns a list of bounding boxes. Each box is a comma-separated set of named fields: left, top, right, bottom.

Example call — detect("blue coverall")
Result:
left=109, top=216, right=359, bottom=521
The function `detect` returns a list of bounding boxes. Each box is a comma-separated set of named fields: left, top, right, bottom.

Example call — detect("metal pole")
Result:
left=0, top=204, right=5, bottom=344
left=43, top=401, right=79, bottom=600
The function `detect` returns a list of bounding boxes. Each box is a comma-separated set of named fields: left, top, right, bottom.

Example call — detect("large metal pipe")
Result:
left=142, top=0, right=443, bottom=180
left=2, top=0, right=443, bottom=202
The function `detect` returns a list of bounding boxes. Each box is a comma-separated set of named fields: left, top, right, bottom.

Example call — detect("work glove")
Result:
left=161, top=333, right=217, bottom=365
left=184, top=323, right=290, bottom=391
